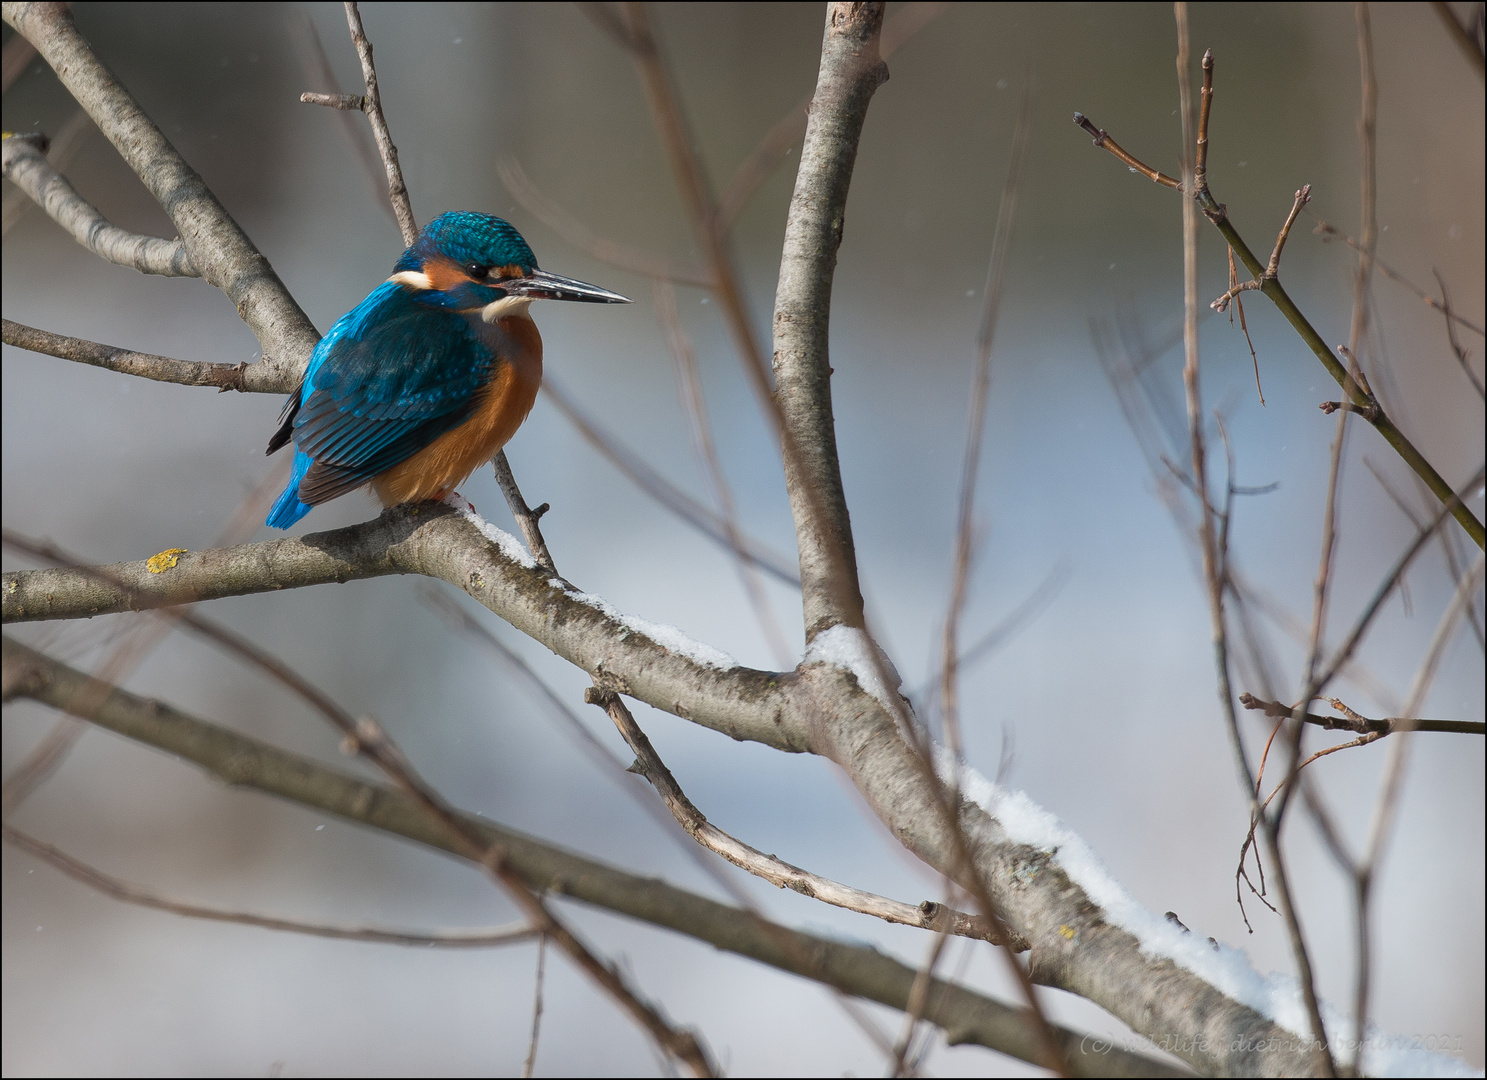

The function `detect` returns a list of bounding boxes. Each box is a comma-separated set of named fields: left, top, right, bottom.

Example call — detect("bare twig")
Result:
left=1209, top=186, right=1310, bottom=313
left=1433, top=268, right=1485, bottom=397
left=1238, top=694, right=1484, bottom=736
left=1315, top=465, right=1485, bottom=696
left=342, top=2, right=416, bottom=246
left=1, top=132, right=198, bottom=276
left=2, top=824, right=534, bottom=948
left=1364, top=456, right=1485, bottom=649
left=289, top=11, right=399, bottom=230
left=523, top=934, right=547, bottom=1078
left=584, top=688, right=1025, bottom=949
left=491, top=451, right=557, bottom=575
left=1071, top=112, right=1183, bottom=190
left=1074, top=49, right=1485, bottom=547
left=1227, top=246, right=1264, bottom=404
left=621, top=1, right=873, bottom=639
left=300, top=90, right=365, bottom=111
left=2, top=318, right=267, bottom=393
left=889, top=926, right=953, bottom=1077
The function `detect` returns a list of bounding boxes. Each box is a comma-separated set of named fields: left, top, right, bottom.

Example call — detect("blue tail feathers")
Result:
left=266, top=451, right=314, bottom=529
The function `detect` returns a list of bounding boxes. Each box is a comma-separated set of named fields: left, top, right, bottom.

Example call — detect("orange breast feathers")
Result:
left=371, top=316, right=543, bottom=506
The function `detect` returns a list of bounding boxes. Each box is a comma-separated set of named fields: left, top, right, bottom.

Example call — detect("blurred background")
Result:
left=3, top=3, right=1482, bottom=1075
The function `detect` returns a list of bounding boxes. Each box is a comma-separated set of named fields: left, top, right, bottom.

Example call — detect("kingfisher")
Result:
left=265, top=211, right=628, bottom=529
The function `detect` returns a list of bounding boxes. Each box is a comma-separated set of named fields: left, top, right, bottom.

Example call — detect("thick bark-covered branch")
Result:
left=1, top=503, right=811, bottom=754
left=771, top=3, right=885, bottom=640
left=2, top=2, right=319, bottom=384
left=1, top=132, right=197, bottom=276
left=0, top=637, right=1188, bottom=1079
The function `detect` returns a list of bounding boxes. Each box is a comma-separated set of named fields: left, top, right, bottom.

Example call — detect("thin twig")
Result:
left=523, top=933, right=547, bottom=1078
left=1071, top=112, right=1183, bottom=190
left=289, top=11, right=399, bottom=230
left=3, top=318, right=262, bottom=393
left=342, top=2, right=416, bottom=246
left=1175, top=15, right=1333, bottom=1073
left=1433, top=268, right=1485, bottom=397
left=1209, top=186, right=1310, bottom=313
left=617, top=1, right=872, bottom=639
left=1237, top=694, right=1484, bottom=736
left=491, top=451, right=556, bottom=575
left=1074, top=57, right=1485, bottom=548
left=1311, top=466, right=1486, bottom=698
left=300, top=90, right=365, bottom=111
left=1227, top=246, right=1264, bottom=404
left=2, top=824, right=535, bottom=948
left=584, top=688, right=1025, bottom=949
left=1364, top=455, right=1485, bottom=650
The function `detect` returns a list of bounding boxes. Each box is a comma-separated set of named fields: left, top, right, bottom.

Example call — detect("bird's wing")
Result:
left=290, top=289, right=496, bottom=505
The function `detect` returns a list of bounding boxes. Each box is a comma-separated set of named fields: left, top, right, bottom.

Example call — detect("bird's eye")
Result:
left=466, top=263, right=490, bottom=280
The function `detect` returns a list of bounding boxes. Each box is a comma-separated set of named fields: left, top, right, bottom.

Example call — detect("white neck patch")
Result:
left=481, top=296, right=535, bottom=323
left=387, top=270, right=433, bottom=290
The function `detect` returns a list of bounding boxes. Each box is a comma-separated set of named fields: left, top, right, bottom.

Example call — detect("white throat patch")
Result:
left=481, top=296, right=535, bottom=323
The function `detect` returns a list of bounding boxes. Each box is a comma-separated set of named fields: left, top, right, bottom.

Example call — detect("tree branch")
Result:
left=0, top=502, right=812, bottom=753
left=1, top=132, right=197, bottom=276
left=1073, top=63, right=1486, bottom=549
left=0, top=636, right=1190, bottom=1079
left=1238, top=693, right=1485, bottom=736
left=585, top=687, right=1025, bottom=950
left=1, top=318, right=274, bottom=393
left=2, top=824, right=536, bottom=949
left=341, top=1, right=417, bottom=247
left=769, top=2, right=886, bottom=639
left=2, top=1, right=320, bottom=385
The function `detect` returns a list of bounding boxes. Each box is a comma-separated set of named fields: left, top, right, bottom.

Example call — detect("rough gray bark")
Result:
left=770, top=3, right=884, bottom=640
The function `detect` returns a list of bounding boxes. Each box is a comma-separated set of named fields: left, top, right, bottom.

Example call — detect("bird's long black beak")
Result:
left=503, top=269, right=630, bottom=304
